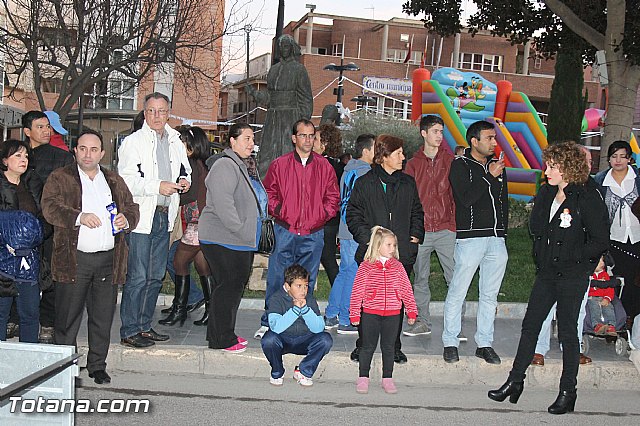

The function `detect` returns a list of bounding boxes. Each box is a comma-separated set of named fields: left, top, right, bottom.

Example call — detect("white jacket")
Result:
left=117, top=121, right=191, bottom=234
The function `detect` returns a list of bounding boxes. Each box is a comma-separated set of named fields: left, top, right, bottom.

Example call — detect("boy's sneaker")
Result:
left=269, top=376, right=283, bottom=386
left=381, top=378, right=397, bottom=394
left=356, top=377, right=369, bottom=394
left=222, top=342, right=246, bottom=354
left=324, top=316, right=339, bottom=329
left=337, top=324, right=358, bottom=334
left=403, top=321, right=431, bottom=336
left=293, top=367, right=313, bottom=387
left=254, top=326, right=268, bottom=339
left=237, top=336, right=248, bottom=346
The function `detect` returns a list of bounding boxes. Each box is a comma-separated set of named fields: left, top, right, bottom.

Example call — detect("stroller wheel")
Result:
left=615, top=337, right=628, bottom=356
left=581, top=335, right=590, bottom=355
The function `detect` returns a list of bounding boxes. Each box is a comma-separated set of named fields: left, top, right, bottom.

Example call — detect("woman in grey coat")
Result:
left=199, top=123, right=267, bottom=353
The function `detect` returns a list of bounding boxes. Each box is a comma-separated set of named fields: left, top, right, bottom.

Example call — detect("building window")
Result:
left=42, top=77, right=63, bottom=93
left=84, top=78, right=135, bottom=110
left=311, top=47, right=327, bottom=55
left=534, top=57, right=542, bottom=69
left=332, top=43, right=343, bottom=56
left=39, top=26, right=77, bottom=48
left=386, top=49, right=421, bottom=65
left=459, top=53, right=502, bottom=72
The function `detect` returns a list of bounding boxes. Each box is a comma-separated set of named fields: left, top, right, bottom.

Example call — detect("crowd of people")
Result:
left=1, top=99, right=639, bottom=414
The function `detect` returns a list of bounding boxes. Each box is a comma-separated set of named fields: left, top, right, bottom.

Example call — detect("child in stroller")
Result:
left=582, top=253, right=629, bottom=356
left=587, top=256, right=618, bottom=336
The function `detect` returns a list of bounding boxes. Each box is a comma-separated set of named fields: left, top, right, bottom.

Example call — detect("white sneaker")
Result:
left=293, top=367, right=313, bottom=387
left=254, top=326, right=269, bottom=339
left=270, top=376, right=283, bottom=386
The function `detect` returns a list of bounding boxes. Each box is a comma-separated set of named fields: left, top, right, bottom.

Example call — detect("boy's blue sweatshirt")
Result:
left=266, top=286, right=325, bottom=336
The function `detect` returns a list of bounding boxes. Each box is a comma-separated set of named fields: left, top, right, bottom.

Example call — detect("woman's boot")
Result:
left=193, top=276, right=213, bottom=326
left=488, top=379, right=524, bottom=404
left=159, top=275, right=190, bottom=326
left=547, top=389, right=576, bottom=414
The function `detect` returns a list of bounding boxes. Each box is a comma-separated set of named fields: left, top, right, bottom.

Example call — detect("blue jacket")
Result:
left=0, top=210, right=43, bottom=283
left=266, top=286, right=325, bottom=337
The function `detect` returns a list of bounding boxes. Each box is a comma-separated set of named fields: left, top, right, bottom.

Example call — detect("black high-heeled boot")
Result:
left=488, top=380, right=524, bottom=404
left=159, top=275, right=189, bottom=326
left=548, top=389, right=576, bottom=414
left=193, top=275, right=213, bottom=326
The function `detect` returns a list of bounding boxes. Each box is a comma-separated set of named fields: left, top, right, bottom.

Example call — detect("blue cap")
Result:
left=44, top=111, right=68, bottom=136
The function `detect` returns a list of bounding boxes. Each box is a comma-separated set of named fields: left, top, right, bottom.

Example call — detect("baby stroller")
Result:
left=581, top=253, right=630, bottom=357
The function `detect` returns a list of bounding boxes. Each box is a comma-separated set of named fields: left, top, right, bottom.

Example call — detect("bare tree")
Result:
left=0, top=0, right=251, bottom=121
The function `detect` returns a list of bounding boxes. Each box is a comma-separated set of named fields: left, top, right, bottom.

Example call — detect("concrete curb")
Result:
left=83, top=345, right=640, bottom=391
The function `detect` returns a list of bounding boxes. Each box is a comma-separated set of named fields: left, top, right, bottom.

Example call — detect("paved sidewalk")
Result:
left=34, top=297, right=638, bottom=391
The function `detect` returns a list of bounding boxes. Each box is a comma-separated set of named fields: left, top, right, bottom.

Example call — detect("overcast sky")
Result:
left=223, top=1, right=475, bottom=74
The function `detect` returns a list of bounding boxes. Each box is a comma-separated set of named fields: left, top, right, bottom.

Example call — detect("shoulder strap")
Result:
left=223, top=154, right=264, bottom=217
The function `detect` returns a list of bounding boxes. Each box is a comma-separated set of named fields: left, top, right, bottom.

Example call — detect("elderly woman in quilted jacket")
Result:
left=0, top=139, right=45, bottom=342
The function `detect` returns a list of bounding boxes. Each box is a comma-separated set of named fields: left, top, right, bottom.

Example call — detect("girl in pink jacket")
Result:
left=349, top=226, right=418, bottom=394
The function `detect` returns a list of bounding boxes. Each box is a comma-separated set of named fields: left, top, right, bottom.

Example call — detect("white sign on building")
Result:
left=362, top=76, right=412, bottom=98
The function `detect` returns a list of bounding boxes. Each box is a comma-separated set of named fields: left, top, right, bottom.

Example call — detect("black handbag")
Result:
left=227, top=156, right=275, bottom=255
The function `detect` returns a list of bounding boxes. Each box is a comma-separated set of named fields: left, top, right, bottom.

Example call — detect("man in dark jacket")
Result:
left=22, top=110, right=74, bottom=343
left=42, top=130, right=139, bottom=385
left=346, top=134, right=424, bottom=364
left=443, top=120, right=508, bottom=365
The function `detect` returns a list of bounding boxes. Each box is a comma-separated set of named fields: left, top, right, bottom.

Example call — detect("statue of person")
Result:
left=247, top=35, right=313, bottom=176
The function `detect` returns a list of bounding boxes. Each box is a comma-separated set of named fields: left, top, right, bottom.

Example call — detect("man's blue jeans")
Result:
left=0, top=282, right=40, bottom=342
left=120, top=209, right=170, bottom=339
left=261, top=330, right=333, bottom=379
left=261, top=224, right=324, bottom=326
left=167, top=240, right=204, bottom=305
left=442, top=236, right=507, bottom=348
left=325, top=239, right=358, bottom=326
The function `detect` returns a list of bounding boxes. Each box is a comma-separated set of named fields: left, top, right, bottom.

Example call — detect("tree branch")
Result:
left=543, top=0, right=605, bottom=50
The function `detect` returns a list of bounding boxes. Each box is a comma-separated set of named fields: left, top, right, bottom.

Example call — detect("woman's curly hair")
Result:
left=542, top=141, right=589, bottom=185
left=318, top=123, right=343, bottom=158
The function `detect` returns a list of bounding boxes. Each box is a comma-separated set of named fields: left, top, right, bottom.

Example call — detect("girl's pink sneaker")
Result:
left=356, top=377, right=369, bottom=394
left=237, top=336, right=248, bottom=346
left=381, top=378, right=397, bottom=394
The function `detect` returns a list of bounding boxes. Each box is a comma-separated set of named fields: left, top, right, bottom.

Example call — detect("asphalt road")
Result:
left=72, top=370, right=640, bottom=425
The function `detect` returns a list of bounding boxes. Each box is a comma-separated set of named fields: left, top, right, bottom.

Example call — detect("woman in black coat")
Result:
left=0, top=139, right=45, bottom=342
left=488, top=141, right=610, bottom=414
left=346, top=134, right=424, bottom=363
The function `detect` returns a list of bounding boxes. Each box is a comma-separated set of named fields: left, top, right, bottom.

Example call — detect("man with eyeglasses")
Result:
left=254, top=118, right=340, bottom=339
left=117, top=92, right=191, bottom=348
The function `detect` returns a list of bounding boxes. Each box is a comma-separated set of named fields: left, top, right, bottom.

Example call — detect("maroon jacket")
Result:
left=263, top=150, right=340, bottom=235
left=405, top=146, right=456, bottom=233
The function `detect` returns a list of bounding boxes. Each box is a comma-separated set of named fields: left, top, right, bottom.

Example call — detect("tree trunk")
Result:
left=547, top=33, right=584, bottom=145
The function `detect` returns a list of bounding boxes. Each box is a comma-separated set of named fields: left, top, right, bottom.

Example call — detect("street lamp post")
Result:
left=245, top=24, right=252, bottom=124
left=323, top=59, right=359, bottom=124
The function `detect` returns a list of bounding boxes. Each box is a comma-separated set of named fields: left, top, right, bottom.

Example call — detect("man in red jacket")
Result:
left=255, top=118, right=340, bottom=339
left=404, top=115, right=464, bottom=337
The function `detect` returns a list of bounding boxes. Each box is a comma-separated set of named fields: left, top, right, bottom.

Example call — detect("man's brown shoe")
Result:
left=139, top=328, right=170, bottom=342
left=531, top=353, right=545, bottom=366
left=579, top=353, right=592, bottom=365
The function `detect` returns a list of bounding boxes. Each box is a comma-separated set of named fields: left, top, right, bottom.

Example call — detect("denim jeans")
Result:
left=413, top=230, right=459, bottom=327
left=167, top=240, right=204, bottom=305
left=0, top=282, right=40, bottom=342
left=261, top=330, right=333, bottom=379
left=120, top=209, right=170, bottom=339
left=261, top=224, right=324, bottom=326
left=442, top=237, right=507, bottom=348
left=535, top=288, right=588, bottom=355
left=325, top=239, right=358, bottom=326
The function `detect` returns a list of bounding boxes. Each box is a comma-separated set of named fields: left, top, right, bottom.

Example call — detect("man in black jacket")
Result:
left=23, top=110, right=74, bottom=343
left=442, top=120, right=508, bottom=365
left=346, top=134, right=424, bottom=364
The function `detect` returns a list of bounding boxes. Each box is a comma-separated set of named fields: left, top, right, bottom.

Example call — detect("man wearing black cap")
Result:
left=22, top=110, right=74, bottom=343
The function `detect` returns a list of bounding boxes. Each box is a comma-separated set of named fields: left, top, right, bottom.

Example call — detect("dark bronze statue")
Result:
left=247, top=35, right=313, bottom=176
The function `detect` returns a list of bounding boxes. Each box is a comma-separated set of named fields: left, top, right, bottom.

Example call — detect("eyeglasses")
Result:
left=296, top=134, right=315, bottom=139
left=146, top=108, right=169, bottom=116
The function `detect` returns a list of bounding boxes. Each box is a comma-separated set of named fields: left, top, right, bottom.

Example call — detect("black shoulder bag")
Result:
left=225, top=156, right=275, bottom=255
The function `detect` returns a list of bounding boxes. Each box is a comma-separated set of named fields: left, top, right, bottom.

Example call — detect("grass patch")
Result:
left=162, top=227, right=536, bottom=303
